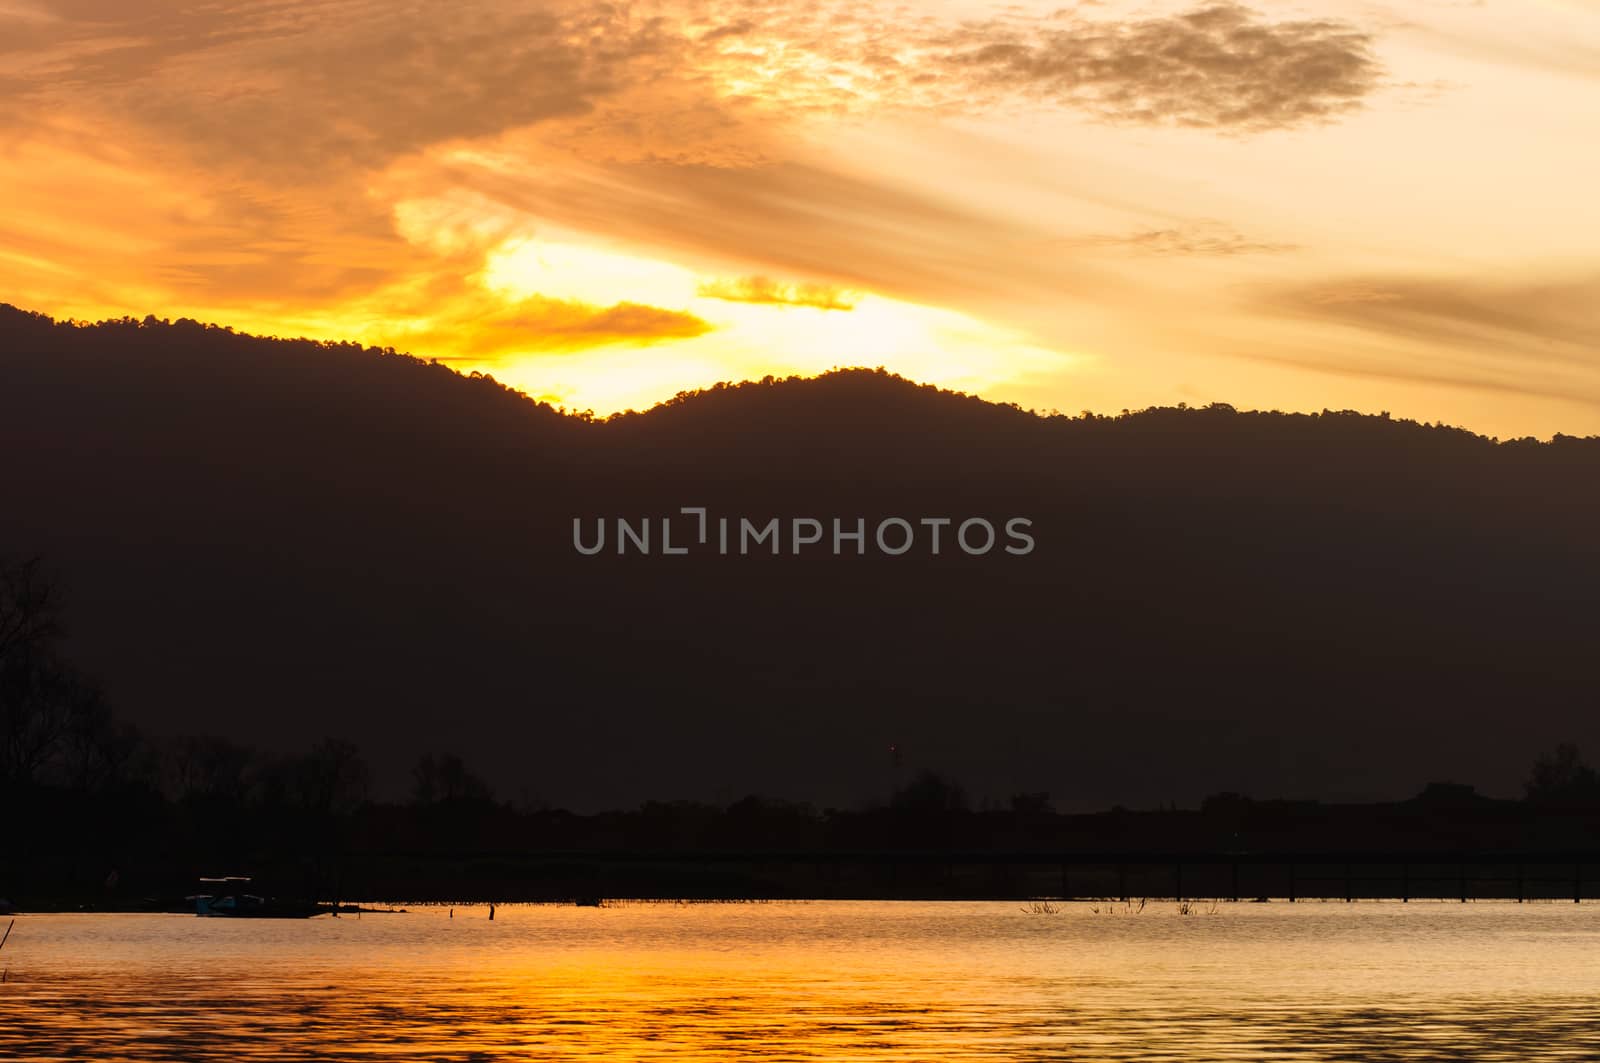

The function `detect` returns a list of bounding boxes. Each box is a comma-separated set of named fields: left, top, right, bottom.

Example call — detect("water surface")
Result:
left=5, top=901, right=1599, bottom=1060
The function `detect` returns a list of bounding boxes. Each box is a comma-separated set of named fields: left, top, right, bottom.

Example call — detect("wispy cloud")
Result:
left=1249, top=270, right=1600, bottom=407
left=412, top=150, right=1106, bottom=313
left=1072, top=220, right=1297, bottom=257
left=1264, top=272, right=1600, bottom=362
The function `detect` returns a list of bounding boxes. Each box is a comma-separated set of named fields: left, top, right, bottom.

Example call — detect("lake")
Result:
left=4, top=901, right=1599, bottom=1060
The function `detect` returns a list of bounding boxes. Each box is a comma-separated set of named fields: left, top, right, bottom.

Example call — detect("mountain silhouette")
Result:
left=3, top=302, right=1598, bottom=810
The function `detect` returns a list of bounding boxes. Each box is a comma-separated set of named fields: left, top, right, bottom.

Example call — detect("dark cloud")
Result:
left=934, top=3, right=1382, bottom=130
left=696, top=276, right=858, bottom=310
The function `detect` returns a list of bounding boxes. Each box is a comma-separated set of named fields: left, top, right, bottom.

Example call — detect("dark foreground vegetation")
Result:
left=7, top=627, right=1600, bottom=907
left=11, top=757, right=1600, bottom=906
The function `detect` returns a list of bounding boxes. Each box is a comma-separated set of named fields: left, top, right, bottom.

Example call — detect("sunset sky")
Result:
left=3, top=0, right=1597, bottom=437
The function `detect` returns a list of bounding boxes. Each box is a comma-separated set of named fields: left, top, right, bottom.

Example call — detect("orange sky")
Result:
left=2, top=0, right=1598, bottom=437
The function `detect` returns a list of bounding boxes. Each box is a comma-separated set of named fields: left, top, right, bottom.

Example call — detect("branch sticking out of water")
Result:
left=1089, top=898, right=1148, bottom=915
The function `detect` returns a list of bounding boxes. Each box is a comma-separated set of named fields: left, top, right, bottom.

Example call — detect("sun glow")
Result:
left=450, top=233, right=1078, bottom=414
left=482, top=239, right=702, bottom=310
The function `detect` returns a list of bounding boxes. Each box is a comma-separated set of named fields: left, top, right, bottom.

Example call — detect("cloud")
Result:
left=0, top=1, right=1383, bottom=317
left=3, top=1, right=1392, bottom=183
left=365, top=274, right=714, bottom=359
left=396, top=142, right=1110, bottom=316
left=493, top=298, right=712, bottom=352
left=651, top=2, right=1386, bottom=133
left=0, top=1, right=59, bottom=23
left=0, top=0, right=1384, bottom=389
left=7, top=1, right=673, bottom=174
left=0, top=131, right=418, bottom=315
left=1404, top=12, right=1600, bottom=84
left=1240, top=345, right=1594, bottom=407
left=1250, top=270, right=1600, bottom=405
left=0, top=1, right=815, bottom=318
left=696, top=276, right=858, bottom=310
left=932, top=3, right=1383, bottom=131
left=1264, top=272, right=1600, bottom=360
left=1073, top=220, right=1297, bottom=256
left=0, top=1, right=734, bottom=321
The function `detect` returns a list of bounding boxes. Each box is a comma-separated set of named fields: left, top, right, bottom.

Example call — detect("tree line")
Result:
left=7, top=554, right=1600, bottom=908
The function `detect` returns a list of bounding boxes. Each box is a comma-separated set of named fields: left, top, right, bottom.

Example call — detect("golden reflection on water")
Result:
left=5, top=902, right=1600, bottom=1061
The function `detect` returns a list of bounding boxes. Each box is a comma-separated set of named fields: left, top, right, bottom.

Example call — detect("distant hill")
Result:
left=4, top=302, right=1599, bottom=810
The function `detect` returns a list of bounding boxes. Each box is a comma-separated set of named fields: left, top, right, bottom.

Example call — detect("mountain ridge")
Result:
left=8, top=302, right=1597, bottom=446
left=4, top=301, right=1599, bottom=811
